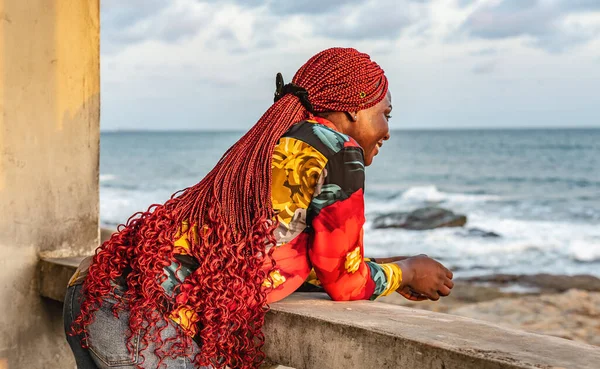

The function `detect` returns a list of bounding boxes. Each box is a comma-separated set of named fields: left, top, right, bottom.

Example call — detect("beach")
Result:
left=379, top=274, right=600, bottom=347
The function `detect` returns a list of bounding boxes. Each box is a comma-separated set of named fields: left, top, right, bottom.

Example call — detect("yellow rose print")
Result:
left=262, top=269, right=287, bottom=289
left=272, top=138, right=327, bottom=226
left=170, top=306, right=200, bottom=336
left=173, top=221, right=200, bottom=254
left=345, top=247, right=362, bottom=274
left=306, top=268, right=321, bottom=287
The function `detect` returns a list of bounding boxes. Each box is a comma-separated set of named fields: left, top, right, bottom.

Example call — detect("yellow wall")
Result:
left=0, top=0, right=99, bottom=367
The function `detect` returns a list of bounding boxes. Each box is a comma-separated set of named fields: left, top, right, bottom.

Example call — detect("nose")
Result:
left=383, top=132, right=391, bottom=141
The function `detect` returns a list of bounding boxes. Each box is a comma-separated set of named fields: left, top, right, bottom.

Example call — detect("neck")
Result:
left=316, top=112, right=352, bottom=136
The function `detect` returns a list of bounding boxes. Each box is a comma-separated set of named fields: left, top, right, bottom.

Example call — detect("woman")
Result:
left=64, top=47, right=454, bottom=369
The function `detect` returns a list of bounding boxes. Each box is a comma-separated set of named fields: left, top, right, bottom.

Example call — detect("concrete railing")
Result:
left=40, top=257, right=600, bottom=369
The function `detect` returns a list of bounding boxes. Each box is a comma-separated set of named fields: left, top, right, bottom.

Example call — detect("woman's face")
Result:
left=351, top=91, right=392, bottom=166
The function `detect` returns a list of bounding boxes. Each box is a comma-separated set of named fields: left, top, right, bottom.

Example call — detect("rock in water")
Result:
left=459, top=227, right=501, bottom=238
left=372, top=207, right=467, bottom=230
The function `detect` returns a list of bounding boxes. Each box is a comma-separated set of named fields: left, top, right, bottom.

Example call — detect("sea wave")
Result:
left=100, top=174, right=117, bottom=182
left=100, top=187, right=172, bottom=226
left=399, top=185, right=502, bottom=203
left=363, top=214, right=600, bottom=277
left=365, top=185, right=502, bottom=214
left=569, top=238, right=600, bottom=263
left=100, top=182, right=600, bottom=277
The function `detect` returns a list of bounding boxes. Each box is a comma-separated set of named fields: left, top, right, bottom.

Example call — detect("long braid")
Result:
left=72, top=48, right=388, bottom=369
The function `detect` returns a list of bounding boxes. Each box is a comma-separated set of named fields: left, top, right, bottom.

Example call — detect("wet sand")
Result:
left=378, top=275, right=600, bottom=347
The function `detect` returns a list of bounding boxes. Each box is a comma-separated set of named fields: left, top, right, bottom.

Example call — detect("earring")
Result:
left=353, top=115, right=357, bottom=120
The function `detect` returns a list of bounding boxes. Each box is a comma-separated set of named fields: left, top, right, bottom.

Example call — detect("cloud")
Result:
left=97, top=0, right=600, bottom=131
left=196, top=0, right=267, bottom=7
left=101, top=0, right=169, bottom=28
left=309, top=0, right=431, bottom=41
left=558, top=0, right=600, bottom=12
left=204, top=0, right=432, bottom=48
left=469, top=47, right=498, bottom=56
left=460, top=0, right=600, bottom=52
left=269, top=0, right=366, bottom=15
left=102, top=0, right=288, bottom=55
left=101, top=0, right=213, bottom=53
left=471, top=60, right=497, bottom=74
left=456, top=0, right=478, bottom=7
left=463, top=0, right=551, bottom=40
left=101, top=0, right=433, bottom=56
left=194, top=0, right=377, bottom=16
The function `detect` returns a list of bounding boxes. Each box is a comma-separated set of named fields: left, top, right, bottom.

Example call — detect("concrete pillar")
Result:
left=0, top=0, right=100, bottom=367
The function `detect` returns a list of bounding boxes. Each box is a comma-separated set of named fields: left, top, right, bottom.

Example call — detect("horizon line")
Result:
left=100, top=126, right=600, bottom=133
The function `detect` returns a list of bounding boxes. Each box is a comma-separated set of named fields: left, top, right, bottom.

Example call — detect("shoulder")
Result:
left=281, top=120, right=362, bottom=159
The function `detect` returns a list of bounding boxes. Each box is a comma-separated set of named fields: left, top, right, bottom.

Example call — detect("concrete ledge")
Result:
left=41, top=257, right=600, bottom=369
left=39, top=257, right=87, bottom=302
left=265, top=294, right=600, bottom=369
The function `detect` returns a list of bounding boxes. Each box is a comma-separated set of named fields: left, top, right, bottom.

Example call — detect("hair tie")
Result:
left=273, top=73, right=315, bottom=114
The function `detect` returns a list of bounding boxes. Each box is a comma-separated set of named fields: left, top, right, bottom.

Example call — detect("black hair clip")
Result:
left=273, top=73, right=315, bottom=114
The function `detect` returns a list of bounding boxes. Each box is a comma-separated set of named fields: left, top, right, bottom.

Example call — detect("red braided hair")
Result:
left=73, top=47, right=388, bottom=369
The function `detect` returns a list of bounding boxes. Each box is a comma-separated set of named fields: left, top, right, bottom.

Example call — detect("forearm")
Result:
left=367, top=255, right=409, bottom=264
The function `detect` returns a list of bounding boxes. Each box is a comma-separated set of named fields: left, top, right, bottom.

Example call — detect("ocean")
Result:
left=100, top=128, right=600, bottom=278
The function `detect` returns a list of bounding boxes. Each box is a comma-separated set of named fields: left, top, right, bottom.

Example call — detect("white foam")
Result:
left=100, top=174, right=117, bottom=182
left=399, top=185, right=501, bottom=204
left=569, top=238, right=600, bottom=262
left=98, top=181, right=600, bottom=276
left=100, top=187, right=171, bottom=226
left=363, top=212, right=600, bottom=277
left=365, top=185, right=502, bottom=214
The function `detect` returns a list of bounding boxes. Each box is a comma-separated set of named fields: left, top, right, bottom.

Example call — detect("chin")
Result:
left=364, top=156, right=374, bottom=166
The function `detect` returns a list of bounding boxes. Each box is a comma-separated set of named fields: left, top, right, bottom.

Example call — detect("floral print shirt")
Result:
left=263, top=117, right=402, bottom=303
left=161, top=117, right=403, bottom=335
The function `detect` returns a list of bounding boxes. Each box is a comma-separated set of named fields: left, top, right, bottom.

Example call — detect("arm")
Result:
left=366, top=256, right=409, bottom=264
left=307, top=148, right=403, bottom=301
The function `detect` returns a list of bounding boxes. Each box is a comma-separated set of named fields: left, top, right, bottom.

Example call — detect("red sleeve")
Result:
left=309, top=188, right=376, bottom=301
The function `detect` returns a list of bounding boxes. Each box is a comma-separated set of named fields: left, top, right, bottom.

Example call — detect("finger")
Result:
left=428, top=290, right=440, bottom=301
left=445, top=278, right=454, bottom=289
left=445, top=268, right=453, bottom=279
left=396, top=286, right=411, bottom=296
left=438, top=285, right=451, bottom=297
left=399, top=288, right=428, bottom=301
left=408, top=288, right=429, bottom=300
left=407, top=291, right=429, bottom=301
left=399, top=289, right=417, bottom=300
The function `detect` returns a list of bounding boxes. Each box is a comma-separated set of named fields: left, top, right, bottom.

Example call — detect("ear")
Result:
left=345, top=111, right=359, bottom=122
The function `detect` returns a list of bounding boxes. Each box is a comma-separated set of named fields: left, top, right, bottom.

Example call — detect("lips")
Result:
left=372, top=140, right=384, bottom=158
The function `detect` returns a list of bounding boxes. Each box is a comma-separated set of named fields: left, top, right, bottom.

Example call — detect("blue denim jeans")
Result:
left=64, top=284, right=205, bottom=369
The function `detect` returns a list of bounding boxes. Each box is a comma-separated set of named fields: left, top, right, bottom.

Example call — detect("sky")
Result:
left=100, top=0, right=600, bottom=131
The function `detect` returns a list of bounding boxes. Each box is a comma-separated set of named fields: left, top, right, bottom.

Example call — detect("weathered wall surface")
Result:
left=41, top=258, right=600, bottom=369
left=264, top=294, right=600, bottom=369
left=0, top=0, right=100, bottom=367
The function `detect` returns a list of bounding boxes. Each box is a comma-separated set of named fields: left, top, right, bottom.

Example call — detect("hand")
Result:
left=397, top=285, right=429, bottom=301
left=396, top=254, right=454, bottom=301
